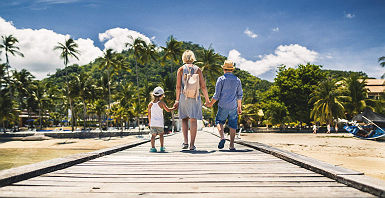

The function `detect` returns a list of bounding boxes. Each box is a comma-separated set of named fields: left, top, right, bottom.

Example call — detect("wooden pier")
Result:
left=0, top=131, right=381, bottom=197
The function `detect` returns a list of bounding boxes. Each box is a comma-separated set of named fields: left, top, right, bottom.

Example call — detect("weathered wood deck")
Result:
left=0, top=131, right=376, bottom=197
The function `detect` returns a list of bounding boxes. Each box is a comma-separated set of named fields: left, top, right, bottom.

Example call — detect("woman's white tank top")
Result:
left=150, top=101, right=164, bottom=127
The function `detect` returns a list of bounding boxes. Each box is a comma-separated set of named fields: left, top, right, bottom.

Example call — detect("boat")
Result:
left=342, top=108, right=385, bottom=140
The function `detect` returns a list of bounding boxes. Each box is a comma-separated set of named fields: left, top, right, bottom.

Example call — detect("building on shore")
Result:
left=364, top=79, right=385, bottom=99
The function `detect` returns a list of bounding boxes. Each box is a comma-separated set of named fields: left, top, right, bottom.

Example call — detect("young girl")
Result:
left=147, top=87, right=174, bottom=152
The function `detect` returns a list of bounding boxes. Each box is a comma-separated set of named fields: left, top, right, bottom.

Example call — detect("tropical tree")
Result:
left=196, top=47, right=223, bottom=86
left=54, top=38, right=80, bottom=131
left=98, top=49, right=122, bottom=128
left=342, top=73, right=375, bottom=118
left=264, top=100, right=289, bottom=129
left=11, top=69, right=34, bottom=112
left=239, top=103, right=262, bottom=128
left=0, top=35, right=24, bottom=87
left=274, top=64, right=326, bottom=124
left=309, top=78, right=345, bottom=125
left=161, top=35, right=183, bottom=73
left=379, top=56, right=385, bottom=78
left=125, top=37, right=157, bottom=130
left=32, top=80, right=50, bottom=130
left=94, top=99, right=106, bottom=132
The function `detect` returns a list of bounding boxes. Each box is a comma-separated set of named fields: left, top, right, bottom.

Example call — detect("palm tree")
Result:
left=379, top=56, right=385, bottom=78
left=309, top=78, right=345, bottom=125
left=75, top=71, right=95, bottom=130
left=116, top=82, right=136, bottom=129
left=33, top=81, right=49, bottom=130
left=54, top=38, right=80, bottom=132
left=161, top=35, right=183, bottom=73
left=195, top=47, right=223, bottom=86
left=94, top=99, right=106, bottom=132
left=0, top=35, right=24, bottom=87
left=343, top=73, right=375, bottom=118
left=98, top=49, right=119, bottom=129
left=125, top=37, right=151, bottom=130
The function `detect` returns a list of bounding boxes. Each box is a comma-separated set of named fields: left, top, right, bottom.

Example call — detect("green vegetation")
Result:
left=0, top=34, right=384, bottom=131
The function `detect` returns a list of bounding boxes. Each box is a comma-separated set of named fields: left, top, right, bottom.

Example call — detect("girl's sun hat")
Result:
left=153, top=87, right=164, bottom=96
left=222, top=60, right=235, bottom=70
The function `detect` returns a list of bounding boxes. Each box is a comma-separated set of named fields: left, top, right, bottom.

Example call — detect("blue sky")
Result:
left=0, top=0, right=384, bottom=80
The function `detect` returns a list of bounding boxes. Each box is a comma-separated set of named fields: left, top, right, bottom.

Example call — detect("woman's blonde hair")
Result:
left=182, top=50, right=196, bottom=63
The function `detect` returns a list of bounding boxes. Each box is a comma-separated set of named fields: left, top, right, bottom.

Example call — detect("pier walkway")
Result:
left=0, top=131, right=377, bottom=197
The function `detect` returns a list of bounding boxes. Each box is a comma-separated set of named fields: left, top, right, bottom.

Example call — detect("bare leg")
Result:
left=182, top=118, right=189, bottom=144
left=159, top=133, right=164, bottom=147
left=217, top=123, right=225, bottom=139
left=189, top=118, right=197, bottom=148
left=229, top=128, right=236, bottom=149
left=151, top=134, right=156, bottom=148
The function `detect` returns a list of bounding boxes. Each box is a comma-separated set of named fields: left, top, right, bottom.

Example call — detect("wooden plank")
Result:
left=0, top=191, right=374, bottom=198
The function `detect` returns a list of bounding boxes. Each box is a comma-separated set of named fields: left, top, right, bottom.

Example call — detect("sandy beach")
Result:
left=0, top=136, right=140, bottom=170
left=241, top=132, right=385, bottom=181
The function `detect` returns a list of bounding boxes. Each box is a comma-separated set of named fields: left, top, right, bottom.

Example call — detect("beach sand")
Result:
left=241, top=132, right=385, bottom=181
left=0, top=136, right=140, bottom=170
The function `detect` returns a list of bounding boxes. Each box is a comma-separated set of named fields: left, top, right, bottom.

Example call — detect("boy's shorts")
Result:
left=150, top=127, right=164, bottom=134
left=215, top=107, right=238, bottom=129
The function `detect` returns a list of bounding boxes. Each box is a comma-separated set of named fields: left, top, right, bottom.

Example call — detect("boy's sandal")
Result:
left=189, top=146, right=196, bottom=151
left=218, top=139, right=225, bottom=149
left=229, top=148, right=236, bottom=151
left=160, top=147, right=166, bottom=152
left=149, top=148, right=157, bottom=152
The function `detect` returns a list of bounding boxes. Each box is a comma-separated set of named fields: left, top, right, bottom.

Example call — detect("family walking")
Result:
left=148, top=50, right=243, bottom=152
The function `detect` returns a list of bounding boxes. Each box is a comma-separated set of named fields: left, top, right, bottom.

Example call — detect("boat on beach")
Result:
left=342, top=108, right=385, bottom=140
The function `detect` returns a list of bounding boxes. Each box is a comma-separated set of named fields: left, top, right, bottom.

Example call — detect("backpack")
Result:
left=183, top=65, right=200, bottom=100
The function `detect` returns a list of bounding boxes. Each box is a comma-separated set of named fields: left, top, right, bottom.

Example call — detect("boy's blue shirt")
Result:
left=212, top=73, right=243, bottom=109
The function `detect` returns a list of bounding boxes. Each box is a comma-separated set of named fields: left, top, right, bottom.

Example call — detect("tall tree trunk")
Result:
left=83, top=99, right=87, bottom=130
left=69, top=98, right=75, bottom=131
left=98, top=115, right=102, bottom=132
left=135, top=60, right=140, bottom=132
left=107, top=69, right=111, bottom=130
left=39, top=108, right=42, bottom=130
left=5, top=53, right=10, bottom=88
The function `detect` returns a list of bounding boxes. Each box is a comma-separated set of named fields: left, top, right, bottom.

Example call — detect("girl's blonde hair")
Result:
left=182, top=50, right=196, bottom=63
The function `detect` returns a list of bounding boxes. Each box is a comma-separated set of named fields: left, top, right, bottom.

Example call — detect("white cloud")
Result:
left=99, top=28, right=152, bottom=52
left=345, top=13, right=355, bottom=19
left=0, top=17, right=156, bottom=79
left=228, top=44, right=318, bottom=76
left=35, top=0, right=80, bottom=4
left=272, top=27, right=279, bottom=32
left=0, top=17, right=103, bottom=79
left=244, top=28, right=258, bottom=39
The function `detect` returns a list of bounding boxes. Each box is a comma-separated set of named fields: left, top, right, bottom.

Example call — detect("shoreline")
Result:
left=0, top=136, right=141, bottom=171
left=240, top=132, right=385, bottom=182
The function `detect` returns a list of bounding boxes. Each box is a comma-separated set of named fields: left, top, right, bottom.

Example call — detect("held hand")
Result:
left=173, top=101, right=179, bottom=109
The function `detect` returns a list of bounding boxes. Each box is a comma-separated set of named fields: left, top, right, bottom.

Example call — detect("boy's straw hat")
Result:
left=153, top=87, right=164, bottom=96
left=222, top=60, right=235, bottom=70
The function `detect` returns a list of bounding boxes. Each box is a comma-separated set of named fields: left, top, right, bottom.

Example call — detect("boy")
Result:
left=207, top=60, right=243, bottom=150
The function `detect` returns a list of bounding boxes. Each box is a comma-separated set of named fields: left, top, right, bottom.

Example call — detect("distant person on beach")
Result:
left=174, top=50, right=210, bottom=151
left=312, top=124, right=317, bottom=134
left=148, top=87, right=175, bottom=152
left=207, top=60, right=243, bottom=151
left=327, top=124, right=331, bottom=134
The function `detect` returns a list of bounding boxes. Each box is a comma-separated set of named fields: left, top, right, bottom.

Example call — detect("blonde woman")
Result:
left=174, top=50, right=210, bottom=151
